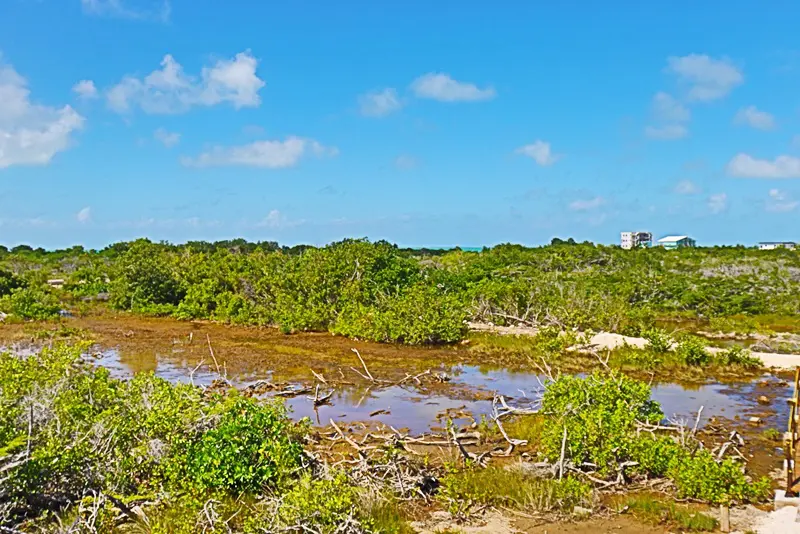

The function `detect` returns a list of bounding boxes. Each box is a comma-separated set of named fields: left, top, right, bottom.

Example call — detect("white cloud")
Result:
left=652, top=92, right=690, bottom=122
left=644, top=124, right=688, bottom=140
left=568, top=197, right=605, bottom=211
left=394, top=155, right=418, bottom=170
left=674, top=180, right=700, bottom=194
left=410, top=73, right=495, bottom=102
left=107, top=51, right=264, bottom=114
left=255, top=209, right=305, bottom=229
left=0, top=60, right=85, bottom=169
left=154, top=127, right=180, bottom=147
left=182, top=136, right=337, bottom=169
left=76, top=206, right=91, bottom=223
left=359, top=88, right=402, bottom=117
left=72, top=80, right=98, bottom=99
left=708, top=192, right=728, bottom=214
left=666, top=54, right=743, bottom=101
left=766, top=188, right=799, bottom=213
left=515, top=140, right=560, bottom=166
left=81, top=0, right=171, bottom=22
left=734, top=106, right=776, bottom=130
left=726, top=153, right=800, bottom=178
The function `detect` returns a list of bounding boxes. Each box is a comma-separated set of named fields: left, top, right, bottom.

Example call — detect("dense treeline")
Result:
left=1, top=238, right=800, bottom=343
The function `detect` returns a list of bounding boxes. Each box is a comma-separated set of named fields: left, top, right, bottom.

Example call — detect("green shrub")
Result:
left=172, top=396, right=306, bottom=493
left=642, top=328, right=673, bottom=353
left=0, top=286, right=62, bottom=320
left=277, top=473, right=358, bottom=532
left=667, top=449, right=770, bottom=504
left=677, top=336, right=710, bottom=366
left=0, top=343, right=310, bottom=527
left=540, top=372, right=663, bottom=474
left=0, top=268, right=24, bottom=296
left=109, top=239, right=184, bottom=313
left=333, top=282, right=466, bottom=344
left=437, top=465, right=591, bottom=518
left=620, top=495, right=718, bottom=531
left=716, top=345, right=761, bottom=369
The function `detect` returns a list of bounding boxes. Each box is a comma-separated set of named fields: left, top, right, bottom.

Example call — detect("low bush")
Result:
left=642, top=328, right=673, bottom=353
left=169, top=396, right=307, bottom=493
left=715, top=345, right=761, bottom=369
left=619, top=494, right=718, bottom=531
left=0, top=286, right=61, bottom=320
left=278, top=473, right=359, bottom=532
left=667, top=449, right=770, bottom=504
left=540, top=373, right=770, bottom=505
left=437, top=465, right=591, bottom=518
left=677, top=336, right=711, bottom=366
left=0, top=343, right=309, bottom=528
left=540, top=372, right=663, bottom=475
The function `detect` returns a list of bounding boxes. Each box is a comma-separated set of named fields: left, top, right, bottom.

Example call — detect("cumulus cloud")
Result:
left=652, top=92, right=690, bottom=122
left=645, top=92, right=690, bottom=140
left=410, top=73, right=495, bottom=102
left=182, top=136, right=337, bottom=169
left=674, top=180, right=700, bottom=194
left=568, top=197, right=605, bottom=211
left=0, top=60, right=85, bottom=169
left=359, top=88, right=402, bottom=117
left=254, top=209, right=305, bottom=229
left=734, top=106, right=776, bottom=130
left=81, top=0, right=171, bottom=22
left=72, top=80, right=98, bottom=99
left=708, top=193, right=728, bottom=214
left=726, top=153, right=800, bottom=178
left=154, top=127, right=180, bottom=147
left=666, top=54, right=743, bottom=101
left=76, top=207, right=91, bottom=223
left=515, top=140, right=560, bottom=166
left=766, top=188, right=799, bottom=213
left=644, top=124, right=688, bottom=140
left=107, top=51, right=265, bottom=114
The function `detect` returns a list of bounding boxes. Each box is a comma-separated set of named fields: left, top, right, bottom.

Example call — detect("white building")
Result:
left=758, top=242, right=796, bottom=250
left=657, top=235, right=696, bottom=249
left=620, top=231, right=653, bottom=250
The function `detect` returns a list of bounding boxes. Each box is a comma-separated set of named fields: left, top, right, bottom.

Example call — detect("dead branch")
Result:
left=307, top=385, right=334, bottom=406
left=351, top=348, right=375, bottom=382
left=330, top=419, right=366, bottom=459
left=310, top=370, right=328, bottom=384
left=206, top=334, right=222, bottom=376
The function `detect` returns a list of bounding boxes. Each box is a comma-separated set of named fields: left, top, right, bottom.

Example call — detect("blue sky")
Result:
left=2, top=0, right=800, bottom=249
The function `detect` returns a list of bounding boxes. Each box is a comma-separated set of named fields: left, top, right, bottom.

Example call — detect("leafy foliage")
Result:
left=642, top=328, right=673, bottom=353
left=540, top=372, right=663, bottom=474
left=0, top=286, right=61, bottom=320
left=437, top=465, right=591, bottom=518
left=0, top=344, right=307, bottom=526
left=5, top=238, right=800, bottom=344
left=540, top=373, right=769, bottom=504
left=173, top=397, right=306, bottom=493
left=676, top=336, right=711, bottom=366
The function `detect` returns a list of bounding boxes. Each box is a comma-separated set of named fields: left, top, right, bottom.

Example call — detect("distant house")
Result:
left=657, top=235, right=696, bottom=249
left=758, top=242, right=796, bottom=251
left=620, top=231, right=653, bottom=250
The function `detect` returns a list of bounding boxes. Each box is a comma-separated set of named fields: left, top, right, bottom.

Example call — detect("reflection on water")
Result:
left=93, top=348, right=790, bottom=435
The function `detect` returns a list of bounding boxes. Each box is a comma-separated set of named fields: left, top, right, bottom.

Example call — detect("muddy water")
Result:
left=93, top=347, right=792, bottom=435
